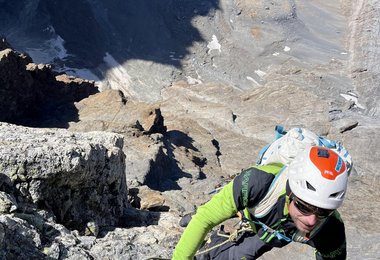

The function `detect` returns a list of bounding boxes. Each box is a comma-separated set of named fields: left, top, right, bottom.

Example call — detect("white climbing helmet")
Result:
left=288, top=146, right=349, bottom=210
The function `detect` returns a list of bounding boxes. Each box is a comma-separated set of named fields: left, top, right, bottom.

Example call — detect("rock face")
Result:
left=0, top=1, right=380, bottom=260
left=68, top=90, right=175, bottom=190
left=0, top=122, right=137, bottom=259
left=0, top=48, right=34, bottom=124
left=0, top=122, right=127, bottom=235
left=0, top=39, right=98, bottom=127
left=348, top=0, right=380, bottom=116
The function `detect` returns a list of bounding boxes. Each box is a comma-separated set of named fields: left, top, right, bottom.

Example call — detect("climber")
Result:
left=172, top=146, right=349, bottom=259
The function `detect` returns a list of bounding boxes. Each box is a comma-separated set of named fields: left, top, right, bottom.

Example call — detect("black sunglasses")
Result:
left=292, top=196, right=334, bottom=219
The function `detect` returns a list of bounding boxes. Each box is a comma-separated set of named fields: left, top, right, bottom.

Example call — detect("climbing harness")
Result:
left=194, top=222, right=254, bottom=257
left=194, top=201, right=331, bottom=257
left=194, top=213, right=299, bottom=257
left=240, top=215, right=295, bottom=243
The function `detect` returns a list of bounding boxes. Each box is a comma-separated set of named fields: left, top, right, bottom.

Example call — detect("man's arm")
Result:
left=172, top=181, right=237, bottom=260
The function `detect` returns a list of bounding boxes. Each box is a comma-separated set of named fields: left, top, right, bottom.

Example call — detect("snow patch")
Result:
left=102, top=52, right=135, bottom=96
left=207, top=35, right=221, bottom=54
left=284, top=46, right=291, bottom=52
left=254, top=70, right=267, bottom=78
left=340, top=92, right=366, bottom=109
left=44, top=25, right=55, bottom=33
left=25, top=26, right=69, bottom=64
left=47, top=35, right=68, bottom=60
left=186, top=76, right=203, bottom=85
left=246, top=76, right=261, bottom=86
left=26, top=35, right=69, bottom=64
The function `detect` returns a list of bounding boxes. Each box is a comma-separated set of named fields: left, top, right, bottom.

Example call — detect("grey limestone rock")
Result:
left=0, top=215, right=45, bottom=259
left=0, top=122, right=127, bottom=233
left=0, top=192, right=17, bottom=213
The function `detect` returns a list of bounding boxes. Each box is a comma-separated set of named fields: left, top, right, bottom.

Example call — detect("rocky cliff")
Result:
left=0, top=42, right=97, bottom=127
left=0, top=122, right=127, bottom=258
left=0, top=0, right=379, bottom=259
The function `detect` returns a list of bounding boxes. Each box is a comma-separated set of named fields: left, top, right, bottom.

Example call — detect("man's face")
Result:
left=288, top=196, right=334, bottom=233
left=288, top=200, right=320, bottom=233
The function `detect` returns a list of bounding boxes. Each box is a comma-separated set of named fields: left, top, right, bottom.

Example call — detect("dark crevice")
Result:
left=211, top=138, right=222, bottom=167
left=118, top=90, right=128, bottom=105
left=339, top=122, right=359, bottom=133
left=232, top=112, right=237, bottom=123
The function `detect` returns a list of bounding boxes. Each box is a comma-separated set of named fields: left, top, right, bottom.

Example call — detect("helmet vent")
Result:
left=306, top=181, right=316, bottom=191
left=329, top=191, right=345, bottom=199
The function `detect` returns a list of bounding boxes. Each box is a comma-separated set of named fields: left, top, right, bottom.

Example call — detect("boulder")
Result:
left=160, top=81, right=332, bottom=175
left=0, top=122, right=127, bottom=233
left=138, top=186, right=166, bottom=211
left=69, top=89, right=166, bottom=134
left=0, top=192, right=18, bottom=213
left=0, top=215, right=46, bottom=259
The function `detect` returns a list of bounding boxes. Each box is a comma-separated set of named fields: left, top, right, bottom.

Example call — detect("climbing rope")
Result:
left=194, top=225, right=253, bottom=257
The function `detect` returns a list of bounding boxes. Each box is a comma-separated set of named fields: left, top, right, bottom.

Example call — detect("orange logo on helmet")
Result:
left=309, top=147, right=346, bottom=180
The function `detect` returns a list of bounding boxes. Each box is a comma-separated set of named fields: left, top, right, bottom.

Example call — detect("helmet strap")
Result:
left=286, top=180, right=292, bottom=197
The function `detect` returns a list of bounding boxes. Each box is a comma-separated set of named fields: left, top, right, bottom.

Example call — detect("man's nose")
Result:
left=304, top=214, right=319, bottom=226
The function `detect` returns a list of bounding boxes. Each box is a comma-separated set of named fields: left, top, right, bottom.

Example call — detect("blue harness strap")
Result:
left=274, top=125, right=286, bottom=139
left=241, top=216, right=294, bottom=243
left=256, top=125, right=287, bottom=165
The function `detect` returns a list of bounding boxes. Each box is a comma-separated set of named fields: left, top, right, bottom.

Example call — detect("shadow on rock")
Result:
left=1, top=1, right=220, bottom=70
left=112, top=208, right=161, bottom=231
left=0, top=40, right=99, bottom=128
left=166, top=130, right=200, bottom=152
left=143, top=142, right=191, bottom=192
left=142, top=130, right=207, bottom=192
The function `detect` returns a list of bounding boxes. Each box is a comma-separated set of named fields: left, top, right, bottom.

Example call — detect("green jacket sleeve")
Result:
left=172, top=181, right=237, bottom=260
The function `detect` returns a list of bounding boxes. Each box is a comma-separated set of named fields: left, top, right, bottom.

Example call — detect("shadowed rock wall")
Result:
left=0, top=40, right=98, bottom=127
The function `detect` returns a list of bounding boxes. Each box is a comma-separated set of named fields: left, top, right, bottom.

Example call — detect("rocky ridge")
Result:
left=0, top=44, right=97, bottom=127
